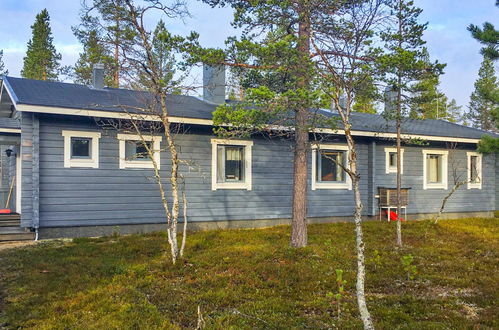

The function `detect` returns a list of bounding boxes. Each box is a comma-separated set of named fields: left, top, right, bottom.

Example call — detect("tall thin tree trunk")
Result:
left=345, top=129, right=374, bottom=330
left=396, top=1, right=403, bottom=247
left=291, top=6, right=311, bottom=248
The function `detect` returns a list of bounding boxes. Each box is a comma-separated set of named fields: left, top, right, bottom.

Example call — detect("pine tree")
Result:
left=73, top=30, right=114, bottom=86
left=377, top=0, right=445, bottom=247
left=467, top=57, right=499, bottom=132
left=353, top=75, right=378, bottom=114
left=467, top=1, right=499, bottom=61
left=410, top=73, right=461, bottom=122
left=73, top=0, right=136, bottom=87
left=21, top=9, right=61, bottom=81
left=0, top=50, right=8, bottom=76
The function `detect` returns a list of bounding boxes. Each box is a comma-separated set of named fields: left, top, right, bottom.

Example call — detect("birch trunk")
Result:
left=345, top=128, right=374, bottom=330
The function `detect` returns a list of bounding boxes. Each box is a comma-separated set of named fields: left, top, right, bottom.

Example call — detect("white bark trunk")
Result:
left=345, top=129, right=375, bottom=330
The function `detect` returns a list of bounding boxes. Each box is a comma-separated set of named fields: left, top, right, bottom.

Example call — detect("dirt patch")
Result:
left=0, top=241, right=38, bottom=251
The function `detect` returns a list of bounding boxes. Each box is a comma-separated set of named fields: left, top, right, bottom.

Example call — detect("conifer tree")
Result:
left=467, top=1, right=499, bottom=61
left=73, top=0, right=137, bottom=87
left=410, top=73, right=461, bottom=122
left=353, top=75, right=378, bottom=114
left=377, top=0, right=444, bottom=247
left=0, top=50, right=8, bottom=76
left=73, top=30, right=115, bottom=86
left=467, top=57, right=499, bottom=132
left=21, top=9, right=61, bottom=81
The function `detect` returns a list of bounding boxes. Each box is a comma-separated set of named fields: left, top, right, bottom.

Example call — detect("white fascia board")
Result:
left=16, top=104, right=481, bottom=144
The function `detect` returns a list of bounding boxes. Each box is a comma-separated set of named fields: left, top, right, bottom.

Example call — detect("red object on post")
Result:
left=0, top=209, right=11, bottom=214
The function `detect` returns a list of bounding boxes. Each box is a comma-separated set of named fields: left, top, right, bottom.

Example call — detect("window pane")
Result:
left=217, top=145, right=225, bottom=183
left=318, top=150, right=345, bottom=182
left=470, top=156, right=478, bottom=182
left=427, top=154, right=441, bottom=183
left=224, top=146, right=244, bottom=181
left=71, top=137, right=91, bottom=158
left=125, top=140, right=152, bottom=161
left=389, top=152, right=397, bottom=167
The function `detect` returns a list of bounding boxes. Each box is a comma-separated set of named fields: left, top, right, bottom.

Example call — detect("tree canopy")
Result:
left=21, top=9, right=61, bottom=81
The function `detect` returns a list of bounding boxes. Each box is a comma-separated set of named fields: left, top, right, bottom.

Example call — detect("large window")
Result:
left=211, top=139, right=252, bottom=190
left=384, top=147, right=404, bottom=174
left=467, top=152, right=482, bottom=189
left=312, top=144, right=351, bottom=190
left=118, top=134, right=162, bottom=169
left=62, top=130, right=101, bottom=168
left=422, top=150, right=448, bottom=189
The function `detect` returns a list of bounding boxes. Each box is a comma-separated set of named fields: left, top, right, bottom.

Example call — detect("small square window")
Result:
left=118, top=134, right=162, bottom=169
left=71, top=137, right=91, bottom=159
left=211, top=139, right=252, bottom=190
left=125, top=140, right=153, bottom=161
left=62, top=131, right=101, bottom=168
left=317, top=150, right=346, bottom=183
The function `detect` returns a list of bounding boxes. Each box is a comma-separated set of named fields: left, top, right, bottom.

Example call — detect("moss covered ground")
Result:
left=0, top=217, right=498, bottom=329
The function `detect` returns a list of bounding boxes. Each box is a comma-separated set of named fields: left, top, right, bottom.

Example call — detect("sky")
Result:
left=0, top=0, right=497, bottom=110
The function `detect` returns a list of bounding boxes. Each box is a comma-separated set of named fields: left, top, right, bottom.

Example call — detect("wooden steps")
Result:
left=0, top=214, right=34, bottom=242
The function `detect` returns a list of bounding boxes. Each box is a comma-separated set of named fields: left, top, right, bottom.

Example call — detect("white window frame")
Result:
left=467, top=152, right=482, bottom=189
left=62, top=130, right=101, bottom=168
left=385, top=147, right=404, bottom=174
left=422, top=149, right=448, bottom=190
left=311, top=144, right=352, bottom=190
left=211, top=139, right=253, bottom=191
left=117, top=134, right=162, bottom=169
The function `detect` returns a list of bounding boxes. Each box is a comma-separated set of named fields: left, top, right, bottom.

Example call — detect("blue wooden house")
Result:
left=0, top=66, right=497, bottom=240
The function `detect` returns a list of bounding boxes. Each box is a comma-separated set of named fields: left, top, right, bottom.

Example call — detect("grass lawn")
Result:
left=0, top=218, right=498, bottom=329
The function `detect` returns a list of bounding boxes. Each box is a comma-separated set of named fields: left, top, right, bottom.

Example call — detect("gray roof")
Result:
left=2, top=76, right=496, bottom=140
left=0, top=118, right=20, bottom=130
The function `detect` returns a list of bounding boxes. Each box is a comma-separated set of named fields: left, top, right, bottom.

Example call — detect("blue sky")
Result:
left=0, top=0, right=497, bottom=109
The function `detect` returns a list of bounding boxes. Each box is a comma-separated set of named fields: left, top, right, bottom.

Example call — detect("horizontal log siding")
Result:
left=36, top=115, right=371, bottom=227
left=374, top=142, right=496, bottom=215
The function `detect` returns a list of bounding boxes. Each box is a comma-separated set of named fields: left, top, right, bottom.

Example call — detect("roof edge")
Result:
left=16, top=103, right=482, bottom=144
left=1, top=76, right=19, bottom=104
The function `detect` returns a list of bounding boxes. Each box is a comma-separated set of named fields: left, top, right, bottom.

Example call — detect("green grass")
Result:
left=1, top=218, right=498, bottom=329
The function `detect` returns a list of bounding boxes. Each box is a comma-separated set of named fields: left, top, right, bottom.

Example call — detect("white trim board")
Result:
left=16, top=103, right=482, bottom=144
left=384, top=147, right=404, bottom=174
left=0, top=128, right=21, bottom=134
left=211, top=138, right=253, bottom=191
left=117, top=133, right=162, bottom=169
left=422, top=149, right=449, bottom=190
left=466, top=151, right=482, bottom=190
left=311, top=144, right=352, bottom=190
left=62, top=130, right=101, bottom=168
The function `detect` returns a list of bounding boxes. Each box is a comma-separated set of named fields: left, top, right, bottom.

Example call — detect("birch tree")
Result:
left=309, top=1, right=389, bottom=327
left=95, top=0, right=193, bottom=263
left=434, top=143, right=481, bottom=223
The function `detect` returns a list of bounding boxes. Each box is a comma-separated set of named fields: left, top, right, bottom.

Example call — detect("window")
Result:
left=467, top=152, right=482, bottom=189
left=118, top=134, right=162, bottom=169
left=385, top=147, right=404, bottom=174
left=62, top=130, right=101, bottom=168
left=312, top=144, right=351, bottom=190
left=422, top=150, right=448, bottom=189
left=211, top=139, right=252, bottom=190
